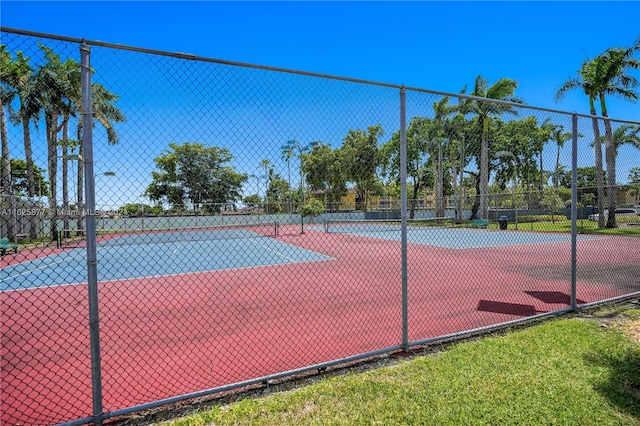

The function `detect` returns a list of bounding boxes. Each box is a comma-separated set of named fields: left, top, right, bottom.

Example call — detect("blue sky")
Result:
left=1, top=1, right=639, bottom=207
left=2, top=1, right=639, bottom=119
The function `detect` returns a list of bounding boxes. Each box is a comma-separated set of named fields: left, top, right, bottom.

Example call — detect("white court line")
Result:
left=172, top=241, right=183, bottom=254
left=246, top=239, right=301, bottom=262
left=0, top=255, right=84, bottom=283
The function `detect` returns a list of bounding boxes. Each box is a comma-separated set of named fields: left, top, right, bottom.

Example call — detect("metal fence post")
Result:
left=570, top=113, right=578, bottom=310
left=81, top=42, right=104, bottom=426
left=400, top=87, right=408, bottom=351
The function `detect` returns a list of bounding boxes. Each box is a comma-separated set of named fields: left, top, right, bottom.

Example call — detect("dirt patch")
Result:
left=577, top=298, right=640, bottom=343
left=620, top=320, right=640, bottom=343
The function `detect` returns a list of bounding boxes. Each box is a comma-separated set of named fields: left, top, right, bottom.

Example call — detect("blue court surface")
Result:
left=1, top=233, right=332, bottom=292
left=321, top=224, right=595, bottom=249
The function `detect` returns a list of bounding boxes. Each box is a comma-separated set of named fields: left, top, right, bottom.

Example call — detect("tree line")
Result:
left=293, top=38, right=640, bottom=227
left=2, top=36, right=639, bottom=246
left=143, top=36, right=640, bottom=227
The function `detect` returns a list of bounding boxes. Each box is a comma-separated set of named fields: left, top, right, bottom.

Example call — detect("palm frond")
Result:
left=472, top=75, right=487, bottom=97
left=486, top=78, right=519, bottom=100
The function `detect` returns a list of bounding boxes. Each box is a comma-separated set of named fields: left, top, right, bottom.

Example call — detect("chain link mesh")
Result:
left=1, top=29, right=639, bottom=425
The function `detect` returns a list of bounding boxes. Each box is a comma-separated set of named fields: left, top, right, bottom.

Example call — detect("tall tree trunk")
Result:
left=77, top=144, right=85, bottom=236
left=450, top=141, right=459, bottom=223
left=471, top=172, right=481, bottom=220
left=357, top=186, right=367, bottom=213
left=263, top=163, right=271, bottom=215
left=22, top=115, right=38, bottom=239
left=539, top=146, right=544, bottom=191
left=363, top=189, right=368, bottom=213
left=436, top=139, right=444, bottom=219
left=46, top=113, right=58, bottom=242
left=457, top=135, right=466, bottom=224
left=0, top=103, right=10, bottom=190
left=555, top=144, right=561, bottom=189
left=589, top=99, right=605, bottom=228
left=62, top=122, right=70, bottom=238
left=479, top=121, right=489, bottom=220
left=431, top=152, right=437, bottom=217
left=601, top=100, right=617, bottom=228
left=526, top=168, right=531, bottom=211
left=1, top=102, right=16, bottom=241
left=410, top=180, right=419, bottom=220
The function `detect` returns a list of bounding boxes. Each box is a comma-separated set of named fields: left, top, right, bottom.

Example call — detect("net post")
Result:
left=400, top=86, right=408, bottom=351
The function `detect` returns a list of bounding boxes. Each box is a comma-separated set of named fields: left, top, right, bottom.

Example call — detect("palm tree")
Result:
left=451, top=92, right=476, bottom=223
left=548, top=124, right=572, bottom=189
left=281, top=148, right=293, bottom=212
left=0, top=46, right=15, bottom=240
left=56, top=57, right=82, bottom=238
left=37, top=45, right=124, bottom=238
left=264, top=166, right=278, bottom=212
left=259, top=159, right=271, bottom=213
left=470, top=75, right=521, bottom=219
left=38, top=45, right=80, bottom=240
left=75, top=82, right=124, bottom=235
left=555, top=59, right=606, bottom=227
left=444, top=113, right=468, bottom=223
left=430, top=97, right=456, bottom=219
left=37, top=45, right=73, bottom=241
left=0, top=46, right=11, bottom=187
left=592, top=39, right=640, bottom=227
left=611, top=124, right=640, bottom=153
left=6, top=51, right=42, bottom=239
left=0, top=99, right=9, bottom=191
left=629, top=167, right=640, bottom=205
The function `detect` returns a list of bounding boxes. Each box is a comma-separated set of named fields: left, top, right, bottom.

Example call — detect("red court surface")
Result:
left=1, top=227, right=638, bottom=425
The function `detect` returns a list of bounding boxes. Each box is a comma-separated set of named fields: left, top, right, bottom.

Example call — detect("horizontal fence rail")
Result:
left=1, top=27, right=639, bottom=425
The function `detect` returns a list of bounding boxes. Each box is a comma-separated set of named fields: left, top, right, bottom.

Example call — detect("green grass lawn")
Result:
left=159, top=305, right=640, bottom=425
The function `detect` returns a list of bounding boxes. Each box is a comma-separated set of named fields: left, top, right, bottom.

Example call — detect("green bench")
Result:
left=1, top=238, right=20, bottom=256
left=471, top=219, right=489, bottom=229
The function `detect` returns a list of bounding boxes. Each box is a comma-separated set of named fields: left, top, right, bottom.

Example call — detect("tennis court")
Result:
left=321, top=218, right=597, bottom=248
left=1, top=224, right=332, bottom=291
left=2, top=222, right=638, bottom=425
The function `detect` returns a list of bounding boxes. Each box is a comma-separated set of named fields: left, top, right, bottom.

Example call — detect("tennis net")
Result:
left=324, top=217, right=456, bottom=234
left=58, top=221, right=280, bottom=248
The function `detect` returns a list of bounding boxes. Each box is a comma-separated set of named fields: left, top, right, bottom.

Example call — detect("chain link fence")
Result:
left=1, top=28, right=639, bottom=425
